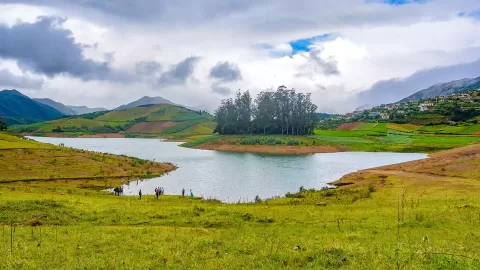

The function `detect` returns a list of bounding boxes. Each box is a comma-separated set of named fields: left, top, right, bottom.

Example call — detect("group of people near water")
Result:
left=136, top=187, right=194, bottom=200
left=154, top=187, right=165, bottom=199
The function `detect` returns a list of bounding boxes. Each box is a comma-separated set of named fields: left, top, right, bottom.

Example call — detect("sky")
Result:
left=0, top=0, right=479, bottom=113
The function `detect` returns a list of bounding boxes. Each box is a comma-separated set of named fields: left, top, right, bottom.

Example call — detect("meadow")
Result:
left=8, top=104, right=216, bottom=138
left=1, top=143, right=479, bottom=269
left=182, top=129, right=480, bottom=154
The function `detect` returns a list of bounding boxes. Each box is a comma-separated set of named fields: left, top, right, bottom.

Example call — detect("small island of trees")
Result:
left=214, top=86, right=318, bottom=135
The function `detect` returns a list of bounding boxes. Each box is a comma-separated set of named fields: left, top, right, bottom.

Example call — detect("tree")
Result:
left=0, top=117, right=7, bottom=131
left=214, top=86, right=318, bottom=135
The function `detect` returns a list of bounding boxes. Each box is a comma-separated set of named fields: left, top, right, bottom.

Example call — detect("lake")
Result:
left=30, top=137, right=427, bottom=202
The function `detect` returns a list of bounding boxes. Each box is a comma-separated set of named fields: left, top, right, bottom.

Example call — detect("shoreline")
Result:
left=193, top=144, right=346, bottom=155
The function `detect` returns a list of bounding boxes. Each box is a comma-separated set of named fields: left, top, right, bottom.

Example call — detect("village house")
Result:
left=379, top=112, right=389, bottom=120
left=368, top=111, right=380, bottom=118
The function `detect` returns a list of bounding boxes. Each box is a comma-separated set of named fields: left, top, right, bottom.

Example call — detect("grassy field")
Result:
left=183, top=131, right=480, bottom=154
left=1, top=142, right=479, bottom=268
left=8, top=104, right=215, bottom=138
left=0, top=132, right=175, bottom=187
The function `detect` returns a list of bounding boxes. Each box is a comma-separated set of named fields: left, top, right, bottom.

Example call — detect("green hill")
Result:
left=9, top=104, right=215, bottom=137
left=0, top=89, right=65, bottom=125
left=400, top=76, right=480, bottom=102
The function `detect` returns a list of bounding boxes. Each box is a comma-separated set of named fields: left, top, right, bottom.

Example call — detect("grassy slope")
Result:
left=1, top=144, right=479, bottom=268
left=0, top=132, right=175, bottom=187
left=9, top=104, right=215, bottom=137
left=183, top=130, right=480, bottom=153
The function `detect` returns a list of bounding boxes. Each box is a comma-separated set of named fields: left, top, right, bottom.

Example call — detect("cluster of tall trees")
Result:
left=214, top=86, right=318, bottom=135
left=0, top=117, right=7, bottom=131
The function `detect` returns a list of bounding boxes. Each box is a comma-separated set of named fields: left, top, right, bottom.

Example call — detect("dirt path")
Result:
left=365, top=169, right=468, bottom=180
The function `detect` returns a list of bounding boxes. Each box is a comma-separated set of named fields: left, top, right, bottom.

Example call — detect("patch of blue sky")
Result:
left=366, top=0, right=426, bottom=5
left=458, top=10, right=480, bottom=19
left=255, top=33, right=333, bottom=58
left=289, top=33, right=332, bottom=54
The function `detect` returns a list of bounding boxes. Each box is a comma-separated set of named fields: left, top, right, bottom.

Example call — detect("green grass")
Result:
left=314, top=130, right=384, bottom=137
left=311, top=135, right=374, bottom=144
left=353, top=122, right=388, bottom=133
left=8, top=104, right=215, bottom=138
left=1, top=168, right=480, bottom=268
left=184, top=129, right=480, bottom=153
left=180, top=135, right=222, bottom=148
left=1, top=132, right=480, bottom=268
left=0, top=132, right=174, bottom=185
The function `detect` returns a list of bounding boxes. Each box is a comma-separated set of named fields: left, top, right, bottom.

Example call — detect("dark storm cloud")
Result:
left=209, top=61, right=243, bottom=82
left=357, top=58, right=480, bottom=105
left=211, top=84, right=233, bottom=96
left=0, top=69, right=44, bottom=89
left=0, top=16, right=113, bottom=80
left=157, top=56, right=200, bottom=86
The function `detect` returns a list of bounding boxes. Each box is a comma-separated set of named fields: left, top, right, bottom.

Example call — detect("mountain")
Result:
left=10, top=103, right=215, bottom=136
left=66, top=105, right=107, bottom=115
left=400, top=76, right=480, bottom=102
left=33, top=98, right=77, bottom=115
left=0, top=89, right=64, bottom=125
left=114, top=96, right=174, bottom=110
left=354, top=104, right=374, bottom=112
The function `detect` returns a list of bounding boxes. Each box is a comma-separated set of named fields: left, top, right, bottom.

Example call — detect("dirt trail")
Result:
left=365, top=169, right=468, bottom=181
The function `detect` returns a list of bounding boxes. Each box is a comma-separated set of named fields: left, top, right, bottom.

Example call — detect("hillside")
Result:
left=0, top=89, right=64, bottom=125
left=400, top=76, right=480, bottom=102
left=114, top=96, right=174, bottom=110
left=33, top=98, right=77, bottom=115
left=0, top=132, right=174, bottom=186
left=10, top=104, right=215, bottom=137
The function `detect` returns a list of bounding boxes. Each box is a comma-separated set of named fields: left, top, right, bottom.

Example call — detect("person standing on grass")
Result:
left=139, top=189, right=142, bottom=200
left=190, top=189, right=194, bottom=198
left=182, top=188, right=185, bottom=197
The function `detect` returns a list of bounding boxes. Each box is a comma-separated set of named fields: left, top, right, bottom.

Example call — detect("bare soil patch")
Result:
left=336, top=122, right=362, bottom=130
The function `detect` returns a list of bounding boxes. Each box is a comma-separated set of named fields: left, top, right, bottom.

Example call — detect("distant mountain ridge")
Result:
left=34, top=98, right=106, bottom=115
left=66, top=105, right=107, bottom=115
left=0, top=89, right=64, bottom=125
left=399, top=76, right=480, bottom=102
left=33, top=98, right=77, bottom=115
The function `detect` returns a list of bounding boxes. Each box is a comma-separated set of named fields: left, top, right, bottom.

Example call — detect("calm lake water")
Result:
left=31, top=137, right=427, bottom=202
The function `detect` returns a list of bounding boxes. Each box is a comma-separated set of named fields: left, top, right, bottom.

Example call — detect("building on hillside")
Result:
left=459, top=93, right=472, bottom=101
left=396, top=110, right=406, bottom=114
left=368, top=111, right=380, bottom=118
left=379, top=112, right=389, bottom=120
left=419, top=103, right=432, bottom=112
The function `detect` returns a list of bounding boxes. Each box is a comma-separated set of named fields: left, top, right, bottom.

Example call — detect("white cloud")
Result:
left=0, top=0, right=479, bottom=113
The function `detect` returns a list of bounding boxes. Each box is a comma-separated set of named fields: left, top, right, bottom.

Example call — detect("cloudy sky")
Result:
left=0, top=0, right=479, bottom=113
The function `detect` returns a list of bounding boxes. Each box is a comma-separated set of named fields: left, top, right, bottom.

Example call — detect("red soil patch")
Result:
left=126, top=121, right=178, bottom=133
left=336, top=122, right=362, bottom=130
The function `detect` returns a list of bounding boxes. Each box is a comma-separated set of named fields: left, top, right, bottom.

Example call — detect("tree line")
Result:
left=214, top=86, right=318, bottom=135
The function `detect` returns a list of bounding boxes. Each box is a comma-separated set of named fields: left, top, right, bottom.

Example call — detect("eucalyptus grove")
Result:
left=214, top=86, right=318, bottom=135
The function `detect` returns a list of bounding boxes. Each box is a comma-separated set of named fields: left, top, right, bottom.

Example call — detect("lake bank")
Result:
left=1, top=143, right=479, bottom=269
left=28, top=137, right=427, bottom=202
left=194, top=143, right=344, bottom=155
left=182, top=133, right=480, bottom=155
left=0, top=133, right=176, bottom=188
